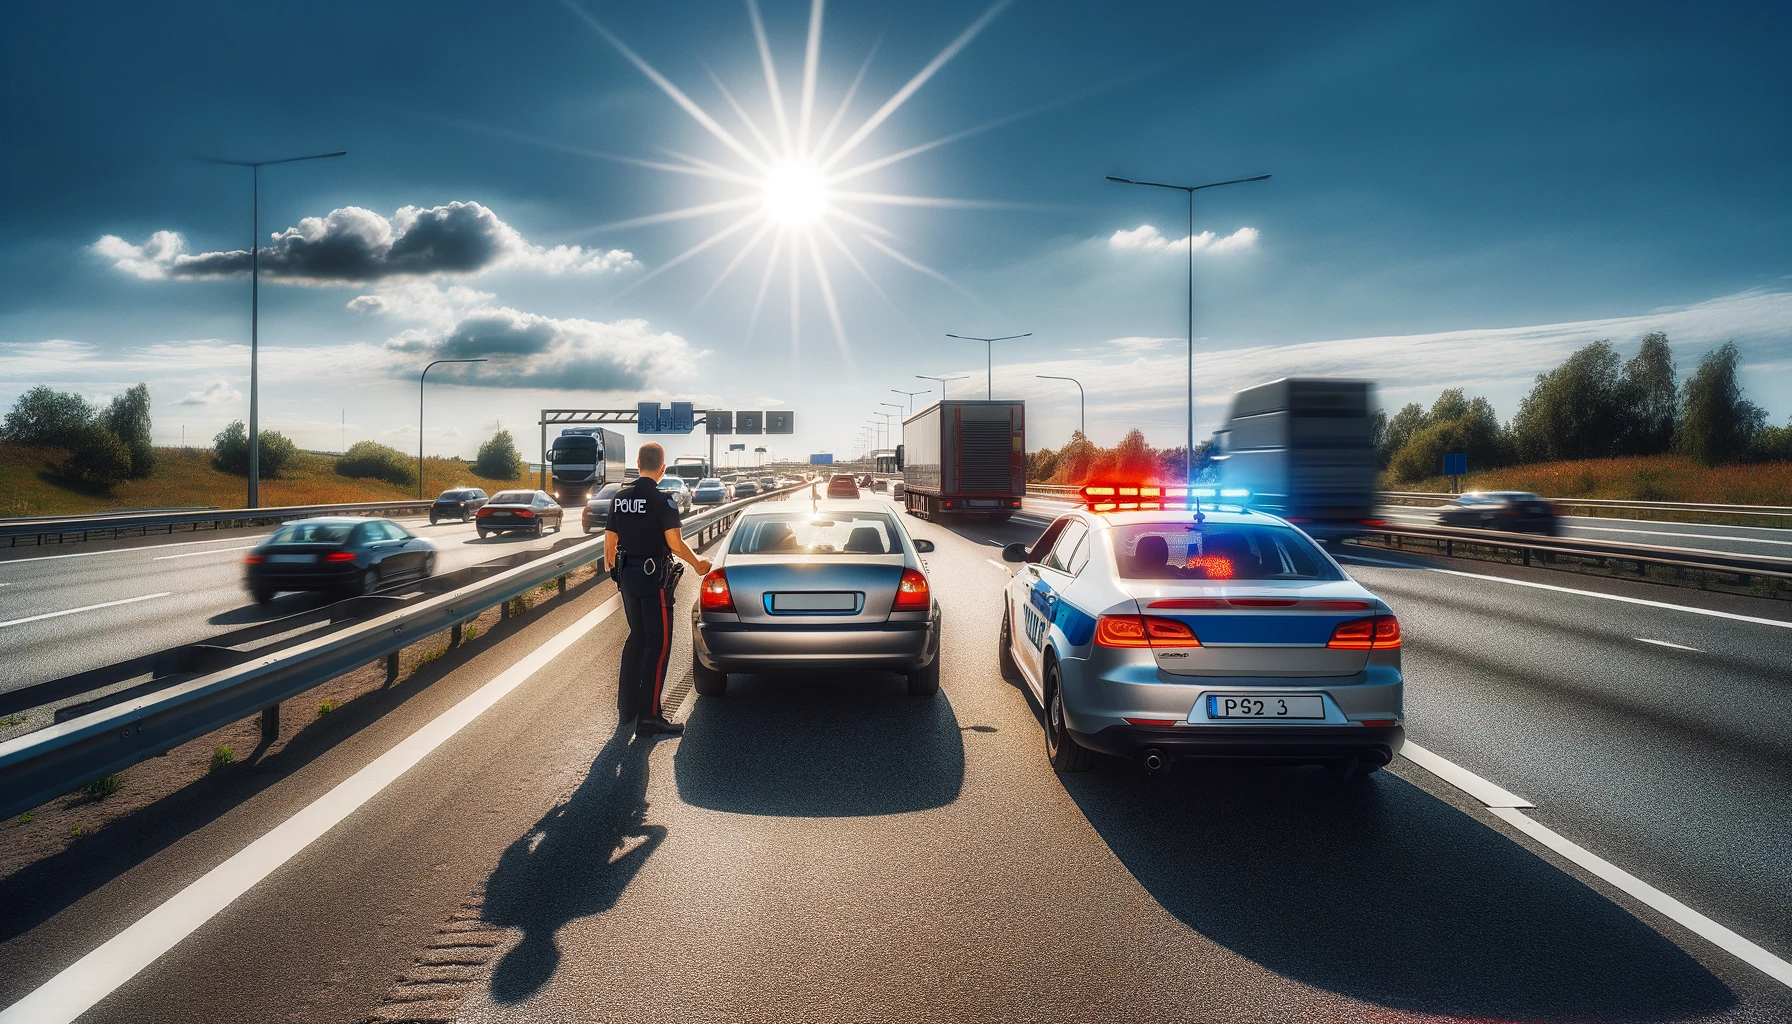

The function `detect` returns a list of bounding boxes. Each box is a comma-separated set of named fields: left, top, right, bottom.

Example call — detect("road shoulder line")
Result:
left=1398, top=741, right=1532, bottom=807
left=0, top=594, right=623, bottom=1024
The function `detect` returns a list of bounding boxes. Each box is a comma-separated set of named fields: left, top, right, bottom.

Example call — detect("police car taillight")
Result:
left=893, top=568, right=930, bottom=611
left=1094, top=615, right=1201, bottom=648
left=699, top=569, right=735, bottom=612
left=1327, top=614, right=1401, bottom=649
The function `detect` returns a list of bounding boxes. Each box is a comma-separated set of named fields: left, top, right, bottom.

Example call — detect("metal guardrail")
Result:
left=1380, top=490, right=1792, bottom=520
left=2, top=499, right=440, bottom=547
left=0, top=486, right=794, bottom=820
left=1353, top=522, right=1792, bottom=583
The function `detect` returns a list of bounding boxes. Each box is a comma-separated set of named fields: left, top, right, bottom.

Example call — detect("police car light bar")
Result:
left=1078, top=483, right=1250, bottom=512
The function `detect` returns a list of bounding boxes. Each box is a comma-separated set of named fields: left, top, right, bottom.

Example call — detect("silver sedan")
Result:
left=691, top=500, right=942, bottom=696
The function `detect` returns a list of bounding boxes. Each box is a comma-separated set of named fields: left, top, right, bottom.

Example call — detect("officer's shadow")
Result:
left=479, top=724, right=664, bottom=1004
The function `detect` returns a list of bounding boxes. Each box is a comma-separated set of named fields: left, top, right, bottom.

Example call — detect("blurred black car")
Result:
left=733, top=480, right=760, bottom=499
left=476, top=489, right=564, bottom=538
left=1435, top=491, right=1559, bottom=534
left=244, top=517, right=435, bottom=603
left=582, top=482, right=625, bottom=534
left=429, top=487, right=488, bottom=524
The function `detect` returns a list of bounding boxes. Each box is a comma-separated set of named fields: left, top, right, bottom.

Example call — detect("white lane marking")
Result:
left=0, top=592, right=172, bottom=630
left=1565, top=523, right=1792, bottom=547
left=1487, top=807, right=1792, bottom=988
left=0, top=593, right=624, bottom=1024
left=1339, top=551, right=1792, bottom=631
left=0, top=534, right=273, bottom=566
left=986, top=559, right=1014, bottom=573
left=1635, top=637, right=1702, bottom=652
left=1399, top=741, right=1533, bottom=808
left=152, top=545, right=259, bottom=561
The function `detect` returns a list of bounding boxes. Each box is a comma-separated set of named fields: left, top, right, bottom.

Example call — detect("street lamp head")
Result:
left=1104, top=175, right=1134, bottom=184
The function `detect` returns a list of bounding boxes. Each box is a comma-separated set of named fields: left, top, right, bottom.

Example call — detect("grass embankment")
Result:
left=0, top=443, right=534, bottom=518
left=1390, top=455, right=1792, bottom=507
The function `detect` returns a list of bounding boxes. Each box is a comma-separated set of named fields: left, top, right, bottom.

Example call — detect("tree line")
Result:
left=1375, top=335, right=1789, bottom=482
left=2, top=384, right=527, bottom=490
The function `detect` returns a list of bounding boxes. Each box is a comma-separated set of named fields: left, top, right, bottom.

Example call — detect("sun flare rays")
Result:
left=566, top=0, right=1012, bottom=355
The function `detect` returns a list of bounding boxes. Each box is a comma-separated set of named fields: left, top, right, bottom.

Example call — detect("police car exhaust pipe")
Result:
left=1140, top=748, right=1169, bottom=774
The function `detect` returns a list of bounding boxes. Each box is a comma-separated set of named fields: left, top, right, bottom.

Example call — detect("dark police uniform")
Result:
left=609, top=475, right=684, bottom=723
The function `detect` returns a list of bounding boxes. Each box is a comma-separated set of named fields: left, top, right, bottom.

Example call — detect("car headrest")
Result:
left=843, top=526, right=885, bottom=554
left=1133, top=534, right=1170, bottom=570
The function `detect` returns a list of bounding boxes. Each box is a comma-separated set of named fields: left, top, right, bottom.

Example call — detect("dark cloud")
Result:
left=94, top=203, right=634, bottom=284
left=392, top=307, right=694, bottom=392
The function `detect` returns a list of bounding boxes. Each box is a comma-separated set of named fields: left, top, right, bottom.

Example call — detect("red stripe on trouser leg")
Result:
left=652, top=589, right=670, bottom=717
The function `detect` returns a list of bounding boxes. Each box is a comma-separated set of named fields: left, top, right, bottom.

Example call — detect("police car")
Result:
left=999, top=485, right=1404, bottom=777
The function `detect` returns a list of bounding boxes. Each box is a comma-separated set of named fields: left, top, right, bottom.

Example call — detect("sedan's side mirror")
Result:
left=913, top=538, right=935, bottom=552
left=1002, top=542, right=1030, bottom=563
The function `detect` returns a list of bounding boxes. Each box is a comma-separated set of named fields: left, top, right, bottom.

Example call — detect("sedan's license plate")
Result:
left=771, top=592, right=857, bottom=612
left=267, top=553, right=315, bottom=564
left=1205, top=694, right=1324, bottom=719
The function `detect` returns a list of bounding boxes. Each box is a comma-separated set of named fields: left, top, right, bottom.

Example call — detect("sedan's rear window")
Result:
left=1112, top=522, right=1343, bottom=581
left=489, top=491, right=533, bottom=504
left=271, top=521, right=355, bottom=544
left=731, top=511, right=900, bottom=555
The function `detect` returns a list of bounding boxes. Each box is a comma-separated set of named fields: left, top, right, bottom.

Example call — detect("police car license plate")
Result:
left=1203, top=694, right=1324, bottom=719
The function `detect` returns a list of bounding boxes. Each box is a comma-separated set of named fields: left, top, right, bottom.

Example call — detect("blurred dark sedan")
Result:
left=1435, top=491, right=1560, bottom=534
left=476, top=489, right=564, bottom=538
left=733, top=480, right=760, bottom=499
left=582, top=482, right=625, bottom=534
left=429, top=487, right=488, bottom=524
left=244, top=517, right=435, bottom=603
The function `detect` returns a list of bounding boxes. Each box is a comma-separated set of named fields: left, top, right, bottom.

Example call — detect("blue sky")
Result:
left=3, top=0, right=1788, bottom=464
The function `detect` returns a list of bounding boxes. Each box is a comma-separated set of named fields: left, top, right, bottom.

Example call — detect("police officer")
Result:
left=604, top=442, right=711, bottom=737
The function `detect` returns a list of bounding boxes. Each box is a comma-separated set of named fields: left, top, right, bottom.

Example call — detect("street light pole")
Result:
left=1037, top=375, right=1086, bottom=438
left=946, top=333, right=1031, bottom=400
left=211, top=150, right=347, bottom=508
left=891, top=388, right=927, bottom=417
left=1105, top=172, right=1269, bottom=485
left=916, top=374, right=968, bottom=405
left=420, top=358, right=486, bottom=498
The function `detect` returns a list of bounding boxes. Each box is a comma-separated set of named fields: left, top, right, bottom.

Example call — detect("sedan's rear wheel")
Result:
left=478, top=528, right=489, bottom=539
left=906, top=654, right=940, bottom=696
left=358, top=567, right=380, bottom=595
left=420, top=553, right=436, bottom=579
left=251, top=587, right=276, bottom=605
left=693, top=650, right=728, bottom=697
left=1044, top=660, right=1093, bottom=772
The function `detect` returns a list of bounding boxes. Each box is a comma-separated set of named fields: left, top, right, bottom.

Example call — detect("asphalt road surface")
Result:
left=1, top=492, right=1787, bottom=1022
left=0, top=515, right=583, bottom=695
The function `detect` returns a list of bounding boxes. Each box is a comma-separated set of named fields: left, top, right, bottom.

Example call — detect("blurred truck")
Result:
left=1209, top=378, right=1378, bottom=541
left=899, top=400, right=1026, bottom=520
left=545, top=427, right=625, bottom=506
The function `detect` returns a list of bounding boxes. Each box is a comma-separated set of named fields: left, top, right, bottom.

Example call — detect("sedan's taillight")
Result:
left=324, top=551, right=357, bottom=563
left=699, top=569, right=735, bottom=612
left=1095, top=615, right=1202, bottom=648
left=893, top=568, right=930, bottom=611
left=514, top=509, right=536, bottom=518
left=243, top=554, right=263, bottom=565
left=1327, top=614, right=1401, bottom=649
left=475, top=507, right=492, bottom=517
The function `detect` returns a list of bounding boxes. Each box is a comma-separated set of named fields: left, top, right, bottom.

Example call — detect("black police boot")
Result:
left=635, top=715, right=685, bottom=737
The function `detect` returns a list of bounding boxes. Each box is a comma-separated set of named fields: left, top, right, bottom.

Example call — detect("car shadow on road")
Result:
left=1061, top=764, right=1734, bottom=1022
left=674, top=673, right=965, bottom=816
left=479, top=724, right=663, bottom=1005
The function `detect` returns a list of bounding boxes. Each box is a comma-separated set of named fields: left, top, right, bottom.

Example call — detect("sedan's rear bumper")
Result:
left=1074, top=723, right=1405, bottom=767
left=693, top=616, right=939, bottom=673
left=245, top=565, right=359, bottom=591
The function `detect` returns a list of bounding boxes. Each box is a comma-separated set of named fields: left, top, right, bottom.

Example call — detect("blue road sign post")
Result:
left=1443, top=453, right=1468, bottom=493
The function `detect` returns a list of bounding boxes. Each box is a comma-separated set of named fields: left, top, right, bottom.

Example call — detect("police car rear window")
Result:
left=730, top=511, right=899, bottom=556
left=1111, top=523, right=1342, bottom=581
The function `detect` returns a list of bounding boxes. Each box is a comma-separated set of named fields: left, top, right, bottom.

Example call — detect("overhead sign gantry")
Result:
left=538, top=404, right=794, bottom=489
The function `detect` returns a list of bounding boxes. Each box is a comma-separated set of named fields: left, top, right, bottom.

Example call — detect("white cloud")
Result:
left=346, top=281, right=496, bottom=329
left=93, top=202, right=639, bottom=284
left=1105, top=336, right=1176, bottom=352
left=177, top=381, right=242, bottom=406
left=1107, top=224, right=1259, bottom=255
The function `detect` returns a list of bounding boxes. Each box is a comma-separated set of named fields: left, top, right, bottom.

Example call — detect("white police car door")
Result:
left=1019, top=518, right=1090, bottom=687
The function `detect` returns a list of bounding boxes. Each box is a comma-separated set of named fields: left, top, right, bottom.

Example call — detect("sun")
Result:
left=762, top=160, right=829, bottom=228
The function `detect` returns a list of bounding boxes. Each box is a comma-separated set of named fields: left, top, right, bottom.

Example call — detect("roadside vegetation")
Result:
left=0, top=386, right=535, bottom=516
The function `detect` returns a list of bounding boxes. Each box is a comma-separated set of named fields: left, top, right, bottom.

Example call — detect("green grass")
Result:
left=81, top=774, right=122, bottom=800
left=1389, top=454, right=1792, bottom=505
left=0, top=442, right=534, bottom=518
left=317, top=699, right=340, bottom=717
left=0, top=712, right=25, bottom=730
left=210, top=745, right=237, bottom=771
left=16, top=812, right=34, bottom=824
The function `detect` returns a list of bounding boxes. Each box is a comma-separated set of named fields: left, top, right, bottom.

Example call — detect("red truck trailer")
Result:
left=899, top=400, right=1025, bottom=519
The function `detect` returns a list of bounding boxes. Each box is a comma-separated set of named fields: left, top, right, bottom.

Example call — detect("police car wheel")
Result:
left=693, top=651, right=728, bottom=697
left=997, top=603, right=1022, bottom=682
left=1044, top=659, right=1093, bottom=772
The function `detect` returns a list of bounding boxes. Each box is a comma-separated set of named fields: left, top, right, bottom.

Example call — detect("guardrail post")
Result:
left=451, top=622, right=462, bottom=648
left=261, top=703, right=279, bottom=741
left=557, top=574, right=566, bottom=594
left=384, top=652, right=399, bottom=688
left=500, top=599, right=509, bottom=622
left=1522, top=547, right=1531, bottom=567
